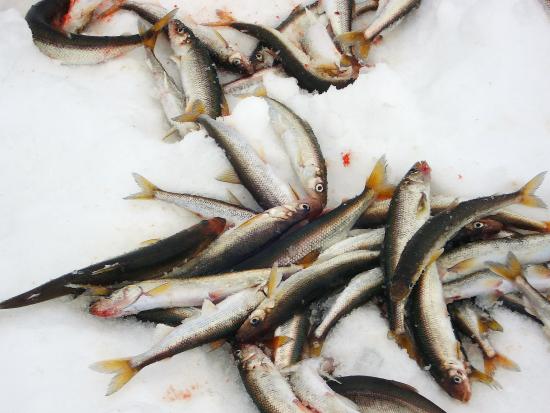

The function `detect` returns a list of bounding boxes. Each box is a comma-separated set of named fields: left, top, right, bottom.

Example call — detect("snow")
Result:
left=0, top=0, right=549, bottom=412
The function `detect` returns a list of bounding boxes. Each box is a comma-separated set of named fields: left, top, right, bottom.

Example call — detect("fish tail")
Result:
left=487, top=252, right=522, bottom=281
left=484, top=353, right=520, bottom=376
left=519, top=172, right=547, bottom=208
left=366, top=155, right=393, bottom=196
left=389, top=331, right=419, bottom=362
left=336, top=31, right=371, bottom=60
left=141, top=8, right=178, bottom=50
left=172, top=100, right=205, bottom=123
left=125, top=173, right=158, bottom=200
left=90, top=358, right=139, bottom=395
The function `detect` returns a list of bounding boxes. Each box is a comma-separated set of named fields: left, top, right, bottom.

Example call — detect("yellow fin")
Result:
left=519, top=172, right=547, bottom=208
left=390, top=331, right=419, bottom=362
left=529, top=264, right=550, bottom=279
left=68, top=284, right=112, bottom=296
left=448, top=258, right=477, bottom=274
left=209, top=339, right=227, bottom=351
left=125, top=173, right=158, bottom=200
left=417, top=192, right=429, bottom=216
left=296, top=250, right=320, bottom=268
left=216, top=168, right=241, bottom=184
left=91, top=263, right=121, bottom=275
left=484, top=353, right=520, bottom=376
left=172, top=100, right=205, bottom=123
left=480, top=316, right=503, bottom=333
left=427, top=248, right=444, bottom=267
left=488, top=252, right=522, bottom=281
left=140, top=238, right=160, bottom=246
left=162, top=127, right=179, bottom=141
left=142, top=8, right=178, bottom=50
left=90, top=358, right=138, bottom=396
left=146, top=282, right=172, bottom=297
left=366, top=155, right=388, bottom=193
left=267, top=263, right=282, bottom=298
left=469, top=366, right=502, bottom=390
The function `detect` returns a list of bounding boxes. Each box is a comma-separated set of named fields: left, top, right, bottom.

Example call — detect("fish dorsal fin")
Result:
left=201, top=299, right=218, bottom=314
left=267, top=263, right=282, bottom=298
left=216, top=168, right=242, bottom=184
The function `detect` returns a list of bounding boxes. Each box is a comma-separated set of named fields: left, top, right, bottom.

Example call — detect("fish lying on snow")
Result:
left=92, top=287, right=265, bottom=395
left=25, top=0, right=176, bottom=64
left=273, top=310, right=309, bottom=370
left=126, top=173, right=257, bottom=226
left=0, top=218, right=226, bottom=309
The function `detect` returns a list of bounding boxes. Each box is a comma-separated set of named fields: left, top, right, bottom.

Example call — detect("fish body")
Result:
left=448, top=300, right=518, bottom=375
left=498, top=293, right=544, bottom=325
left=273, top=310, right=309, bottom=369
left=198, top=115, right=297, bottom=210
left=0, top=218, right=225, bottom=309
left=223, top=67, right=287, bottom=97
left=236, top=250, right=379, bottom=342
left=489, top=210, right=550, bottom=233
left=25, top=0, right=174, bottom=64
left=135, top=307, right=200, bottom=326
left=126, top=173, right=256, bottom=225
left=165, top=202, right=311, bottom=277
left=168, top=20, right=223, bottom=118
left=289, top=358, right=361, bottom=413
left=236, top=344, right=312, bottom=413
left=263, top=97, right=327, bottom=209
left=443, top=218, right=503, bottom=250
left=411, top=263, right=472, bottom=402
left=90, top=266, right=300, bottom=317
left=328, top=375, right=447, bottom=413
left=439, top=233, right=550, bottom=281
left=442, top=265, right=550, bottom=302
left=390, top=173, right=546, bottom=303
left=363, top=0, right=421, bottom=40
left=384, top=161, right=431, bottom=341
left=237, top=157, right=388, bottom=268
left=317, top=228, right=384, bottom=262
left=489, top=253, right=550, bottom=339
left=230, top=22, right=354, bottom=93
left=324, top=0, right=354, bottom=54
left=92, top=288, right=265, bottom=395
left=311, top=267, right=383, bottom=345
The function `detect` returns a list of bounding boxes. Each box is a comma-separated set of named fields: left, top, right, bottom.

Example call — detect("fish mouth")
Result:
left=89, top=301, right=122, bottom=318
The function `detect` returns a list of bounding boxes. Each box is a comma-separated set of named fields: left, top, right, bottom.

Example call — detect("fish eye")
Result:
left=452, top=376, right=462, bottom=384
left=250, top=316, right=261, bottom=326
left=473, top=222, right=484, bottom=229
left=255, top=52, right=264, bottom=61
left=300, top=203, right=310, bottom=211
left=315, top=183, right=324, bottom=192
left=235, top=350, right=242, bottom=357
left=409, top=282, right=414, bottom=288
left=176, top=25, right=185, bottom=34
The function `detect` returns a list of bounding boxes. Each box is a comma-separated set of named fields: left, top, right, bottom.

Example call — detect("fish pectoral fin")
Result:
left=208, top=339, right=227, bottom=351
left=216, top=168, right=241, bottom=185
left=296, top=249, right=320, bottom=268
left=140, top=238, right=161, bottom=246
left=267, top=263, right=282, bottom=298
left=427, top=249, right=444, bottom=267
left=172, top=100, right=205, bottom=123
left=478, top=316, right=503, bottom=333
left=67, top=284, right=112, bottom=296
left=146, top=282, right=172, bottom=297
left=448, top=258, right=476, bottom=274
left=469, top=366, right=502, bottom=390
left=226, top=189, right=245, bottom=207
left=201, top=298, right=218, bottom=314
left=417, top=192, right=429, bottom=216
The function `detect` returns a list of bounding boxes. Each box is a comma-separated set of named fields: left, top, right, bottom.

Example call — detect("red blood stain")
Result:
left=341, top=152, right=351, bottom=167
left=458, top=174, right=463, bottom=180
left=163, top=384, right=197, bottom=401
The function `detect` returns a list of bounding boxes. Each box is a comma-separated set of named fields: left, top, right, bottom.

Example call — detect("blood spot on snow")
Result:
left=163, top=384, right=197, bottom=401
left=341, top=152, right=351, bottom=167
left=458, top=174, right=463, bottom=180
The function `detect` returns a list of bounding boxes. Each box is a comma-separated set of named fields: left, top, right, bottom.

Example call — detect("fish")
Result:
left=288, top=357, right=361, bottom=413
left=324, top=0, right=354, bottom=55
left=90, top=266, right=301, bottom=317
left=439, top=233, right=550, bottom=282
left=442, top=265, right=550, bottom=303
left=134, top=307, right=200, bottom=326
left=310, top=267, right=383, bottom=349
left=164, top=201, right=312, bottom=278
left=273, top=310, right=309, bottom=370
left=235, top=343, right=312, bottom=413
left=389, top=172, right=546, bottom=304
left=355, top=194, right=456, bottom=228
left=328, top=375, right=447, bottom=413
left=125, top=173, right=257, bottom=225
left=497, top=293, right=545, bottom=325
left=236, top=156, right=390, bottom=269
left=301, top=11, right=347, bottom=70
left=263, top=97, right=327, bottom=209
left=25, top=0, right=176, bottom=64
left=449, top=300, right=519, bottom=376
left=443, top=218, right=504, bottom=250
left=143, top=46, right=198, bottom=139
left=489, top=211, right=550, bottom=233
left=222, top=20, right=356, bottom=92
left=489, top=252, right=550, bottom=340
left=236, top=249, right=379, bottom=342
left=178, top=114, right=298, bottom=210
left=384, top=161, right=431, bottom=349
left=59, top=0, right=104, bottom=33
left=317, top=228, right=385, bottom=262
left=0, top=218, right=226, bottom=309
left=410, top=263, right=473, bottom=402
left=167, top=19, right=224, bottom=119
left=353, top=0, right=380, bottom=17
left=91, top=287, right=265, bottom=395
left=222, top=67, right=287, bottom=97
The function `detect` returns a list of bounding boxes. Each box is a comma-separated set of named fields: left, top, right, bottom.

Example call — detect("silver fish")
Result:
left=223, top=67, right=287, bottom=97
left=363, top=0, right=421, bottom=40
left=317, top=228, right=384, bottom=262
left=273, top=310, right=309, bottom=369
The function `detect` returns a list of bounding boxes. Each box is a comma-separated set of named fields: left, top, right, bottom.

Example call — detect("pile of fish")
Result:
left=6, top=0, right=550, bottom=411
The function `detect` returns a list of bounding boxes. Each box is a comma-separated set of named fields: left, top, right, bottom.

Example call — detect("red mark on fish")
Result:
left=341, top=152, right=351, bottom=167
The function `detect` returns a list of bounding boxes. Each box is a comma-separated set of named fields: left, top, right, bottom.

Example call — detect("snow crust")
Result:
left=1, top=0, right=549, bottom=411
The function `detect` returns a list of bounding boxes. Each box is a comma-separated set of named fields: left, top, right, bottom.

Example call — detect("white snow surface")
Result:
left=1, top=0, right=550, bottom=411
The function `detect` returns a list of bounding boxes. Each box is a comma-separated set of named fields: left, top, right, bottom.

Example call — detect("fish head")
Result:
left=234, top=343, right=264, bottom=369
left=250, top=47, right=277, bottom=71
left=235, top=307, right=269, bottom=342
left=441, top=365, right=471, bottom=402
left=228, top=52, right=254, bottom=75
left=404, top=161, right=431, bottom=187
left=168, top=20, right=193, bottom=48
left=269, top=201, right=313, bottom=223
left=463, top=218, right=503, bottom=240
left=304, top=169, right=328, bottom=212
left=89, top=285, right=144, bottom=318
left=389, top=281, right=410, bottom=303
